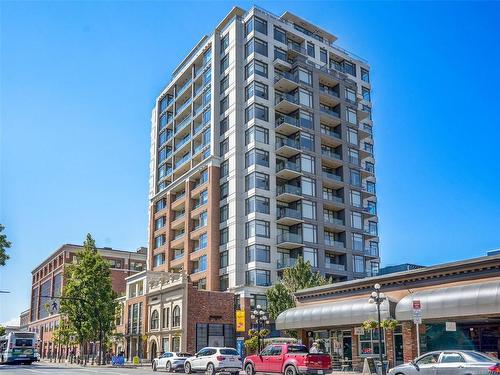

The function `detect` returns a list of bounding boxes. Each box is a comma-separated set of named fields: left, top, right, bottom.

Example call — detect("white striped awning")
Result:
left=396, top=279, right=500, bottom=321
left=275, top=297, right=391, bottom=330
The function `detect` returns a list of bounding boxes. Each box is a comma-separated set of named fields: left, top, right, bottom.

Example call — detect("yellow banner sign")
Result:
left=236, top=310, right=245, bottom=332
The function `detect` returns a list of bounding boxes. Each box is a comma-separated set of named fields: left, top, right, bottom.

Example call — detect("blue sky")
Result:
left=1, top=1, right=499, bottom=324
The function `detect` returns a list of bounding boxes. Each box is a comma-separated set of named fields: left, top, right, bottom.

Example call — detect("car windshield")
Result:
left=464, top=352, right=496, bottom=362
left=288, top=345, right=309, bottom=354
left=176, top=353, right=191, bottom=357
left=220, top=349, right=239, bottom=355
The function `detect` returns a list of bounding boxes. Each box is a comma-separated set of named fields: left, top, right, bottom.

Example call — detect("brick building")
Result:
left=276, top=253, right=500, bottom=370
left=28, top=244, right=147, bottom=358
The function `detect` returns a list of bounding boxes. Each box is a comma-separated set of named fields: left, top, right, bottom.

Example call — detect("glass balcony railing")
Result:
left=276, top=160, right=301, bottom=173
left=276, top=137, right=300, bottom=150
left=276, top=184, right=302, bottom=196
left=275, top=92, right=299, bottom=105
left=175, top=98, right=192, bottom=116
left=325, top=262, right=346, bottom=271
left=175, top=116, right=191, bottom=133
left=365, top=227, right=378, bottom=236
left=319, top=85, right=339, bottom=98
left=325, top=239, right=345, bottom=248
left=173, top=232, right=185, bottom=241
left=277, top=207, right=302, bottom=220
left=173, top=212, right=185, bottom=221
left=174, top=154, right=190, bottom=169
left=323, top=193, right=344, bottom=204
left=274, top=71, right=298, bottom=83
left=176, top=79, right=192, bottom=98
left=321, top=127, right=341, bottom=139
left=363, top=205, right=377, bottom=215
left=325, top=217, right=344, bottom=226
left=320, top=106, right=340, bottom=118
left=277, top=232, right=303, bottom=244
left=322, top=149, right=342, bottom=160
left=277, top=258, right=298, bottom=269
left=323, top=171, right=343, bottom=182
left=365, top=247, right=379, bottom=257
left=287, top=42, right=307, bottom=55
left=363, top=184, right=376, bottom=194
left=276, top=114, right=299, bottom=128
left=175, top=135, right=191, bottom=151
left=173, top=251, right=184, bottom=260
left=193, top=142, right=209, bottom=155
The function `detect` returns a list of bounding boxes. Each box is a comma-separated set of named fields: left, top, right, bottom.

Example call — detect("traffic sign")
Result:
left=412, top=300, right=421, bottom=310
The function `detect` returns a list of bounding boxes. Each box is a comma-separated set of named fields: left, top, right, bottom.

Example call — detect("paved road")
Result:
left=0, top=363, right=155, bottom=374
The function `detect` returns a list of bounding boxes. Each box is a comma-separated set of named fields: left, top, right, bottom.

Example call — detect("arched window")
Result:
left=151, top=310, right=159, bottom=330
left=172, top=305, right=181, bottom=327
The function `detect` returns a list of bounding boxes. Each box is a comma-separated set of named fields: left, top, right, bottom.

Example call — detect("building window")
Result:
left=349, top=148, right=360, bottom=165
left=352, top=233, right=364, bottom=251
left=346, top=107, right=357, bottom=124
left=193, top=255, right=207, bottom=273
left=320, top=48, right=327, bottom=63
left=303, top=247, right=318, bottom=267
left=246, top=16, right=267, bottom=35
left=245, top=38, right=268, bottom=57
left=150, top=310, right=159, bottom=330
left=345, top=87, right=356, bottom=102
left=302, top=223, right=317, bottom=243
left=245, top=60, right=268, bottom=79
left=354, top=255, right=365, bottom=273
left=343, top=60, right=356, bottom=76
left=250, top=294, right=268, bottom=310
left=245, top=81, right=268, bottom=100
left=153, top=253, right=165, bottom=267
left=245, top=171, right=269, bottom=191
left=359, top=328, right=385, bottom=355
left=307, top=42, right=315, bottom=57
left=350, top=190, right=362, bottom=208
left=245, top=244, right=270, bottom=263
left=348, top=128, right=358, bottom=145
left=220, top=117, right=229, bottom=135
left=162, top=307, right=170, bottom=329
left=245, top=195, right=270, bottom=214
left=245, top=103, right=269, bottom=122
left=220, top=75, right=229, bottom=93
left=220, top=227, right=229, bottom=245
left=220, top=96, right=229, bottom=113
left=301, top=176, right=316, bottom=196
left=245, top=220, right=270, bottom=239
left=362, top=87, right=371, bottom=101
left=351, top=212, right=363, bottom=229
left=299, top=110, right=314, bottom=129
left=220, top=138, right=229, bottom=156
left=220, top=54, right=229, bottom=73
left=220, top=181, right=229, bottom=199
left=245, top=126, right=269, bottom=145
left=245, top=148, right=269, bottom=168
left=220, top=274, right=229, bottom=291
left=155, top=216, right=166, bottom=230
left=274, top=26, right=286, bottom=44
left=154, top=235, right=165, bottom=249
left=297, top=67, right=312, bottom=85
left=361, top=68, right=370, bottom=83
left=220, top=251, right=228, bottom=268
left=300, top=132, right=314, bottom=151
left=299, top=88, right=313, bottom=107
left=302, top=200, right=317, bottom=220
left=171, top=305, right=181, bottom=327
left=221, top=34, right=229, bottom=51
left=350, top=169, right=361, bottom=187
left=220, top=204, right=229, bottom=223
left=246, top=269, right=271, bottom=286
left=301, top=154, right=315, bottom=173
left=220, top=160, right=229, bottom=178
left=155, top=198, right=166, bottom=213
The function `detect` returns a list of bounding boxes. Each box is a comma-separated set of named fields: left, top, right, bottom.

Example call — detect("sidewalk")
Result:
left=39, top=358, right=152, bottom=368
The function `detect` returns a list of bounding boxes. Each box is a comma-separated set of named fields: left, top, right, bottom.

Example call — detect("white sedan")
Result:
left=184, top=347, right=242, bottom=375
left=153, top=351, right=192, bottom=372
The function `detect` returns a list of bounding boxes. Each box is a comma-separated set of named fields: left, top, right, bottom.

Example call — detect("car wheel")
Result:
left=185, top=362, right=192, bottom=374
left=245, top=364, right=255, bottom=375
left=153, top=361, right=158, bottom=372
left=206, top=363, right=216, bottom=375
left=166, top=361, right=172, bottom=372
left=284, top=365, right=297, bottom=375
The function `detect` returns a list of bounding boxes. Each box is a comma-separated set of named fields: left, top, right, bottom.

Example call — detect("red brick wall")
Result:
left=186, top=284, right=235, bottom=354
left=402, top=321, right=421, bottom=362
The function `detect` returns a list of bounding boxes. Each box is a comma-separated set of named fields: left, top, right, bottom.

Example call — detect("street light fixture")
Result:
left=368, top=283, right=386, bottom=375
left=250, top=304, right=269, bottom=353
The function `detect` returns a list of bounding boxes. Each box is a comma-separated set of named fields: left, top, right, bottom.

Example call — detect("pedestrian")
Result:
left=310, top=342, right=320, bottom=353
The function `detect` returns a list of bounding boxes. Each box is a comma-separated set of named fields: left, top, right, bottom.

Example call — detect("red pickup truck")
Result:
left=244, top=343, right=331, bottom=375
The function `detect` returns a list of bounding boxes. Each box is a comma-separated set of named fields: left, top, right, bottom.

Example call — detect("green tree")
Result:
left=0, top=224, right=12, bottom=266
left=267, top=257, right=330, bottom=320
left=59, top=234, right=118, bottom=365
left=0, top=325, right=5, bottom=336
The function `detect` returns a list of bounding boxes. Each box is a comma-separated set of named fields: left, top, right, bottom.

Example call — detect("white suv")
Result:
left=184, top=347, right=242, bottom=375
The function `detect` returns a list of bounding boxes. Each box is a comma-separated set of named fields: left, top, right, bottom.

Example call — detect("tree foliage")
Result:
left=59, top=234, right=118, bottom=362
left=0, top=325, right=5, bottom=336
left=0, top=224, right=12, bottom=267
left=267, top=257, right=330, bottom=320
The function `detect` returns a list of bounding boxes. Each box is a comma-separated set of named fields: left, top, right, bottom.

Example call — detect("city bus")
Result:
left=0, top=331, right=38, bottom=364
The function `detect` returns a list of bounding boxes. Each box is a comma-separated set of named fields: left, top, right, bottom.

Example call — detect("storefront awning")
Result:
left=275, top=297, right=392, bottom=330
left=396, top=279, right=500, bottom=321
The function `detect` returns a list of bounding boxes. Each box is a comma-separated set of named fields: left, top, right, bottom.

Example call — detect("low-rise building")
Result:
left=276, top=253, right=500, bottom=370
left=28, top=244, right=147, bottom=358
left=19, top=309, right=30, bottom=330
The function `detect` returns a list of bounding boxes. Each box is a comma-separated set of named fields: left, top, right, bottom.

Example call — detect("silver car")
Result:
left=153, top=352, right=192, bottom=372
left=388, top=350, right=499, bottom=375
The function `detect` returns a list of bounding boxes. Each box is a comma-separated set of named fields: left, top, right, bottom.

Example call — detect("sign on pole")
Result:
left=236, top=310, right=246, bottom=332
left=354, top=327, right=365, bottom=336
left=412, top=299, right=422, bottom=356
left=445, top=322, right=456, bottom=331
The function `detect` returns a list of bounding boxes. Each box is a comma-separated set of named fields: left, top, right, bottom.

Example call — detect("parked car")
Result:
left=184, top=347, right=242, bottom=375
left=153, top=352, right=192, bottom=372
left=244, top=343, right=332, bottom=375
left=388, top=350, right=500, bottom=375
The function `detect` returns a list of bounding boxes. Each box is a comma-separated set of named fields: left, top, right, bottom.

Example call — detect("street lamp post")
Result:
left=368, top=283, right=386, bottom=375
left=250, top=305, right=269, bottom=353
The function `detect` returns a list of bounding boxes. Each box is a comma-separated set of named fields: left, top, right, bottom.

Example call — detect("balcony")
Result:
left=277, top=257, right=297, bottom=269
left=276, top=184, right=302, bottom=202
left=365, top=246, right=379, bottom=258
left=193, top=142, right=209, bottom=156
left=364, top=227, right=378, bottom=237
left=319, top=85, right=340, bottom=99
left=325, top=262, right=346, bottom=272
left=174, top=135, right=191, bottom=152
left=277, top=207, right=303, bottom=225
left=274, top=71, right=299, bottom=92
left=275, top=92, right=300, bottom=114
left=362, top=183, right=376, bottom=196
left=321, top=126, right=341, bottom=142
left=321, top=148, right=342, bottom=163
left=175, top=98, right=192, bottom=117
left=320, top=106, right=340, bottom=119
left=276, top=159, right=301, bottom=179
left=175, top=115, right=192, bottom=135
left=277, top=232, right=303, bottom=248
left=323, top=193, right=344, bottom=205
left=287, top=42, right=307, bottom=57
left=176, top=79, right=192, bottom=98
left=325, top=239, right=345, bottom=249
left=275, top=137, right=300, bottom=157
left=275, top=114, right=300, bottom=135
left=323, top=171, right=343, bottom=185
left=363, top=205, right=377, bottom=215
left=324, top=217, right=345, bottom=228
